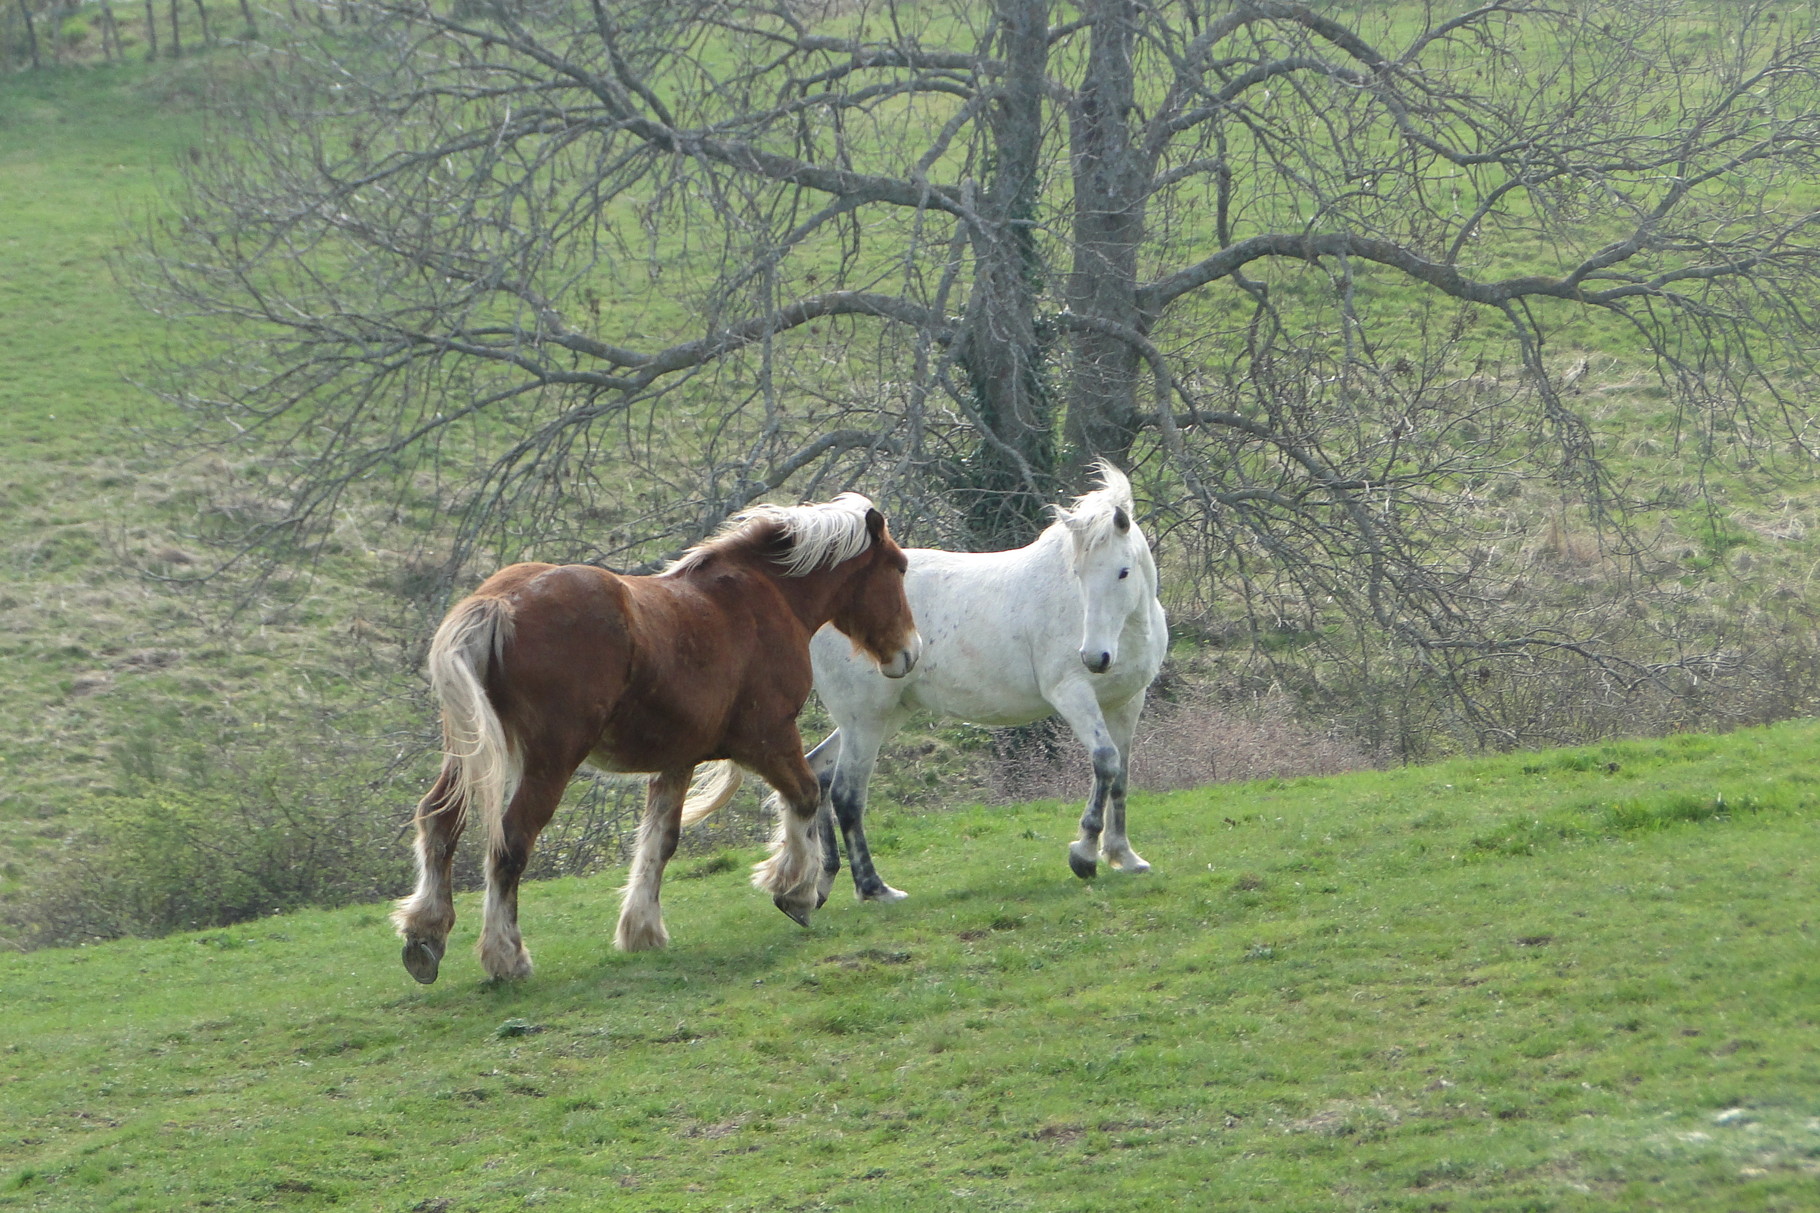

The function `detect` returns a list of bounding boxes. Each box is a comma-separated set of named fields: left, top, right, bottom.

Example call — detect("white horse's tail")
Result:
left=678, top=760, right=744, bottom=827
left=426, top=594, right=521, bottom=858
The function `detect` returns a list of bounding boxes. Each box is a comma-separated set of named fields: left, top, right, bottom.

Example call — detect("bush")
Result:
left=5, top=783, right=410, bottom=949
left=59, top=15, right=89, bottom=47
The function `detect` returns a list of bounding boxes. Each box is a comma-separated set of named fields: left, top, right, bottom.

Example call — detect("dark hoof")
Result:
left=401, top=938, right=444, bottom=985
left=773, top=895, right=814, bottom=928
left=1067, top=850, right=1099, bottom=880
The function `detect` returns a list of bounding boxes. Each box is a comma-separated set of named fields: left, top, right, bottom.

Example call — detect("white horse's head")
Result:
left=1058, top=462, right=1156, bottom=675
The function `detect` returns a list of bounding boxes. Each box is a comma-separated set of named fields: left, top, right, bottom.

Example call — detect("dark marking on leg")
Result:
left=1069, top=743, right=1120, bottom=880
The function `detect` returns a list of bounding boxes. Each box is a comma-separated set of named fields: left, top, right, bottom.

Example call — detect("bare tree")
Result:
left=136, top=0, right=1820, bottom=744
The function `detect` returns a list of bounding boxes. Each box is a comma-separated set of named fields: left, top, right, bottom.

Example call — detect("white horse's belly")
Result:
left=902, top=664, right=1052, bottom=727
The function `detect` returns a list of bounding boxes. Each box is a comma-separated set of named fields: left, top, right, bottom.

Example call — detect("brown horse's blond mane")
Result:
left=665, top=492, right=876, bottom=578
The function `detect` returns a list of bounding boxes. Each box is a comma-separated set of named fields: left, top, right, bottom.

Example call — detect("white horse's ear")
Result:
left=1113, top=506, right=1130, bottom=533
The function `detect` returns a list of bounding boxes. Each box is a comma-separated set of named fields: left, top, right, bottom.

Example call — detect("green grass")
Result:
left=4, top=720, right=1817, bottom=1210
left=0, top=60, right=426, bottom=891
left=0, top=62, right=201, bottom=453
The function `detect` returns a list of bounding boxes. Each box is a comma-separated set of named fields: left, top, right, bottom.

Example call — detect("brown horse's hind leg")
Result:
left=750, top=754, right=826, bottom=927
left=615, top=768, right=692, bottom=952
left=478, top=767, right=568, bottom=981
left=394, top=764, right=465, bottom=985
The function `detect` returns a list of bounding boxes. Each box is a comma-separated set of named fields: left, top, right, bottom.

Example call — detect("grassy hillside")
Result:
left=0, top=63, right=204, bottom=850
left=0, top=59, right=434, bottom=917
left=4, top=721, right=1817, bottom=1211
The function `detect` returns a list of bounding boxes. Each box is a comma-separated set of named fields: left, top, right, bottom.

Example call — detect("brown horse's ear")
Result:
left=1113, top=506, right=1131, bottom=533
left=865, top=507, right=887, bottom=544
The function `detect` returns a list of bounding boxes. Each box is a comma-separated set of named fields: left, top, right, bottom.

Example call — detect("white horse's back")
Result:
left=857, top=538, right=1080, bottom=726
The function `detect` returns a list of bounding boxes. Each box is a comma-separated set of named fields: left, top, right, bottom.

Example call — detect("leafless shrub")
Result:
left=981, top=681, right=1381, bottom=806
left=520, top=775, right=773, bottom=882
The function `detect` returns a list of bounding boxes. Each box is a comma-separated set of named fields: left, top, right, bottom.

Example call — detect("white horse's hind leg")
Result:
left=616, top=769, right=691, bottom=952
left=1098, top=694, right=1149, bottom=873
left=807, top=733, right=843, bottom=906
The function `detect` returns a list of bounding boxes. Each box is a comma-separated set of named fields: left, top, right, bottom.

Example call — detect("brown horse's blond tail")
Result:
left=427, top=594, right=520, bottom=860
left=678, top=760, right=744, bottom=827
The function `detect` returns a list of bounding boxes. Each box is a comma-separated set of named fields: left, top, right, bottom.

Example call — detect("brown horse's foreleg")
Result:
left=749, top=754, right=826, bottom=927
left=478, top=767, right=566, bottom=981
left=393, top=764, right=466, bottom=984
left=615, top=768, right=691, bottom=952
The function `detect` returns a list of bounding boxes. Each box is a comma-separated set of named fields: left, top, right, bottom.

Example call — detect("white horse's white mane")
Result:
left=1051, top=460, right=1138, bottom=552
left=667, top=492, right=876, bottom=577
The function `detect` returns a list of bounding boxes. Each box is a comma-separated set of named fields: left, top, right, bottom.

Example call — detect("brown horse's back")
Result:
left=471, top=561, right=814, bottom=777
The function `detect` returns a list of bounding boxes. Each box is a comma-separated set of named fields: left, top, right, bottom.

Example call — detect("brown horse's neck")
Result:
left=753, top=560, right=852, bottom=633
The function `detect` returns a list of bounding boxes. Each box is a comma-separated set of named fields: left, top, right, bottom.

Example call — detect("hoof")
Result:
left=773, top=894, right=815, bottom=928
left=481, top=957, right=534, bottom=982
left=479, top=939, right=534, bottom=982
left=1067, top=844, right=1099, bottom=880
left=401, top=938, right=444, bottom=985
left=859, top=884, right=909, bottom=903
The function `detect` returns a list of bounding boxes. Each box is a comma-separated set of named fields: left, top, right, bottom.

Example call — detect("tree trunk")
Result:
left=954, top=0, right=1055, bottom=544
left=141, top=0, right=155, bottom=59
left=235, top=0, right=253, bottom=37
left=168, top=0, right=180, bottom=57
left=191, top=0, right=209, bottom=44
left=20, top=0, right=41, bottom=69
left=99, top=0, right=119, bottom=59
left=1064, top=0, right=1148, bottom=477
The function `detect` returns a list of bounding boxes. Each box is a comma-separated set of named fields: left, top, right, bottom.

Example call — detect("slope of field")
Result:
left=3, top=722, right=1816, bottom=1211
left=0, top=62, right=206, bottom=863
left=0, top=60, right=431, bottom=913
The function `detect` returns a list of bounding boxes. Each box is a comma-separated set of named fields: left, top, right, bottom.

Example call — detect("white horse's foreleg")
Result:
left=1048, top=683, right=1142, bottom=880
left=1098, top=693, right=1148, bottom=873
left=616, top=769, right=692, bottom=952
left=823, top=714, right=907, bottom=902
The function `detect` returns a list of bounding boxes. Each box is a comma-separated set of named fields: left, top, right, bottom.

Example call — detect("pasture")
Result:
left=2, top=30, right=1818, bottom=1212
left=4, top=720, right=1817, bottom=1211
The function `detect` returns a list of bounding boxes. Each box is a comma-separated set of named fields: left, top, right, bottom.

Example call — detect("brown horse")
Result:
left=392, top=494, right=921, bottom=984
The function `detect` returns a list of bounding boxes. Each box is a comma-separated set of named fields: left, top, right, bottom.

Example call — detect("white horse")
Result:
left=687, top=462, right=1166, bottom=902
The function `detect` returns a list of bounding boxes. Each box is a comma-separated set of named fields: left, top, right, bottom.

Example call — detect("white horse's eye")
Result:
left=1118, top=568, right=1130, bottom=580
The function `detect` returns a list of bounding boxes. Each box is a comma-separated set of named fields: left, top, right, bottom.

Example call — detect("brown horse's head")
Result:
left=829, top=506, right=921, bottom=678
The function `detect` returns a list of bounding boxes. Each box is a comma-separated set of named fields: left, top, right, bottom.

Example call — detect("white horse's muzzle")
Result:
left=1082, top=648, right=1114, bottom=675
